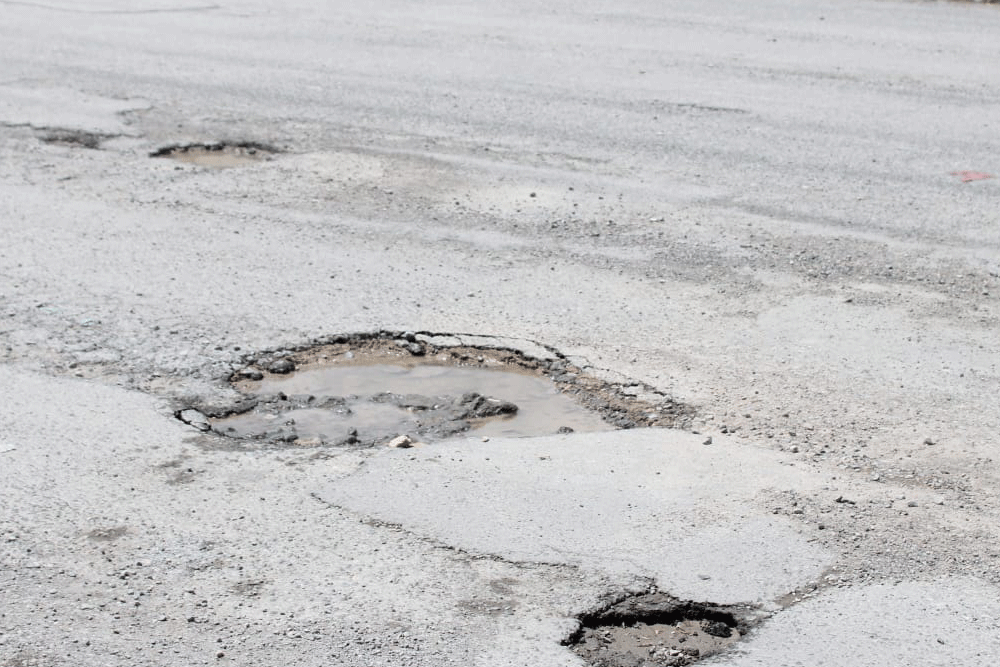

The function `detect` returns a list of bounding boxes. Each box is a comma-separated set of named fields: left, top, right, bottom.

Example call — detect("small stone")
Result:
left=557, top=426, right=575, bottom=434
left=702, top=621, right=731, bottom=638
left=267, top=358, right=295, bottom=374
left=405, top=343, right=425, bottom=356
left=790, top=445, right=800, bottom=453
left=907, top=501, right=918, bottom=507
left=702, top=436, right=713, bottom=445
left=388, top=435, right=413, bottom=448
left=178, top=409, right=211, bottom=431
left=924, top=438, right=935, bottom=446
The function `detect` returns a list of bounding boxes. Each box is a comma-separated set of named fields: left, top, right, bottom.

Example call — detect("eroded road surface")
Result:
left=2, top=1, right=1000, bottom=666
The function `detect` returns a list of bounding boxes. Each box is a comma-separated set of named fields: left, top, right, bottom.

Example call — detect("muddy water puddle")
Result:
left=210, top=362, right=612, bottom=446
left=177, top=332, right=692, bottom=448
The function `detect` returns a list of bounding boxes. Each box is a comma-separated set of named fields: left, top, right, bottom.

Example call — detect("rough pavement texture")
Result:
left=2, top=0, right=1000, bottom=665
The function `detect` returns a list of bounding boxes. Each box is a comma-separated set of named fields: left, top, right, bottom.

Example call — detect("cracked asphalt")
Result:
left=2, top=0, right=1000, bottom=665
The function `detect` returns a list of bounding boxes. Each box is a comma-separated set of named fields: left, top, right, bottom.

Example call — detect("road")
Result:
left=1, top=0, right=999, bottom=665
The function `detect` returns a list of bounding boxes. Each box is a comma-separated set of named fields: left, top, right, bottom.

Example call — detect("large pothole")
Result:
left=565, top=592, right=757, bottom=667
left=176, top=332, right=692, bottom=447
left=149, top=141, right=279, bottom=167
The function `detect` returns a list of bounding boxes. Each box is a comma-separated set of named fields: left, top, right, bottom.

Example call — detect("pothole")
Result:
left=39, top=129, right=106, bottom=149
left=175, top=332, right=692, bottom=448
left=149, top=141, right=279, bottom=167
left=564, top=592, right=757, bottom=667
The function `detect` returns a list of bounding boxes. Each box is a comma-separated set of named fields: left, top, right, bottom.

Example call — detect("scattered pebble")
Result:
left=267, top=358, right=295, bottom=374
left=388, top=435, right=413, bottom=448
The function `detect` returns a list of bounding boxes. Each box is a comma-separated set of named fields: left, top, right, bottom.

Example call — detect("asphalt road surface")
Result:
left=2, top=1, right=1000, bottom=665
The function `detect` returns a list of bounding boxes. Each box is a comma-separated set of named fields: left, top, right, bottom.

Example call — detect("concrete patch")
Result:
left=0, top=85, right=148, bottom=135
left=719, top=578, right=1000, bottom=666
left=315, top=429, right=834, bottom=605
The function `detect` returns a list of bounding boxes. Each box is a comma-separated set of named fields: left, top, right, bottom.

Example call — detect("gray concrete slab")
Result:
left=715, top=578, right=1000, bottom=667
left=317, top=430, right=833, bottom=605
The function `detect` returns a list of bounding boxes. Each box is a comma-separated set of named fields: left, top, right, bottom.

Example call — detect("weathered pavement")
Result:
left=2, top=0, right=1000, bottom=665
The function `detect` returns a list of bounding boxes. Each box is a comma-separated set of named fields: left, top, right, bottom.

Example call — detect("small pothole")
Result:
left=149, top=141, right=279, bottom=167
left=176, top=332, right=692, bottom=448
left=564, top=592, right=757, bottom=667
left=39, top=129, right=106, bottom=149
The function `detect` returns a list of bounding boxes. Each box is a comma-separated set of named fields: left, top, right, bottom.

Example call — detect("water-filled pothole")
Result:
left=176, top=332, right=692, bottom=447
left=149, top=141, right=278, bottom=167
left=564, top=592, right=756, bottom=667
left=216, top=363, right=614, bottom=444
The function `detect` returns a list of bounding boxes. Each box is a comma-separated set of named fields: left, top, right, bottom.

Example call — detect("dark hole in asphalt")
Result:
left=40, top=129, right=105, bottom=149
left=564, top=592, right=755, bottom=667
left=175, top=332, right=692, bottom=448
left=149, top=141, right=279, bottom=167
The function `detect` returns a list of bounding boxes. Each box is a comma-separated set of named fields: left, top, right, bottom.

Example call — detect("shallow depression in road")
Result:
left=149, top=142, right=278, bottom=168
left=212, top=361, right=613, bottom=444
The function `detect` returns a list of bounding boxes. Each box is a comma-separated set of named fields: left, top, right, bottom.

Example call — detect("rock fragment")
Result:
left=388, top=435, right=413, bottom=448
left=453, top=392, right=518, bottom=419
left=177, top=409, right=211, bottom=432
left=267, top=358, right=296, bottom=374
